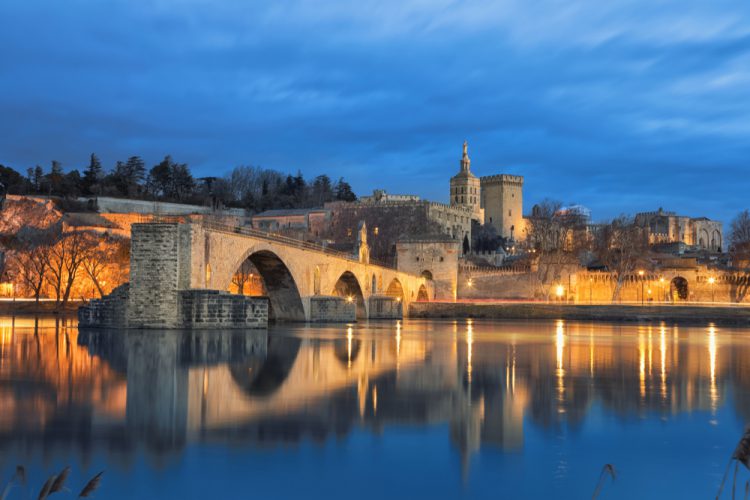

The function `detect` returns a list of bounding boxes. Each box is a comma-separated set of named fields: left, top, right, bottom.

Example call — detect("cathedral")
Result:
left=449, top=142, right=525, bottom=241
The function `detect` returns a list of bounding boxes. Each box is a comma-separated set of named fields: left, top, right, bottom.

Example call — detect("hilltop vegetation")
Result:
left=0, top=155, right=357, bottom=212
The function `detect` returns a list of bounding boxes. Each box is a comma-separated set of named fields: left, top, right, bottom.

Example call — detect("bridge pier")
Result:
left=307, top=296, right=356, bottom=323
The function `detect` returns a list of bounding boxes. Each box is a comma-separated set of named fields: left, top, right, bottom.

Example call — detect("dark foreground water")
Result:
left=0, top=316, right=749, bottom=499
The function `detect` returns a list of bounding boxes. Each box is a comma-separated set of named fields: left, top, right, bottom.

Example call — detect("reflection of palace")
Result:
left=0, top=317, right=746, bottom=471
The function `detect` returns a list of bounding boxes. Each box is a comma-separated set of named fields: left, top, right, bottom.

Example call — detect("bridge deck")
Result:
left=201, top=220, right=396, bottom=270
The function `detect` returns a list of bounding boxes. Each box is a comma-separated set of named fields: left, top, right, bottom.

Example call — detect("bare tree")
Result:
left=46, top=229, right=95, bottom=306
left=525, top=199, right=591, bottom=298
left=729, top=210, right=750, bottom=267
left=231, top=259, right=256, bottom=295
left=6, top=228, right=56, bottom=301
left=593, top=215, right=650, bottom=302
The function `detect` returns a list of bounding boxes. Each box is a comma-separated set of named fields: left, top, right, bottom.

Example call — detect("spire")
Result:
left=460, top=140, right=471, bottom=173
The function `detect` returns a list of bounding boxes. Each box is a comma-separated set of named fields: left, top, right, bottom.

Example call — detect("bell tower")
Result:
left=450, top=141, right=483, bottom=223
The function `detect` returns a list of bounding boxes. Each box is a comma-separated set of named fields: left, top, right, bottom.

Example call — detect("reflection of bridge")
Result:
left=82, top=222, right=433, bottom=328
left=2, top=317, right=748, bottom=473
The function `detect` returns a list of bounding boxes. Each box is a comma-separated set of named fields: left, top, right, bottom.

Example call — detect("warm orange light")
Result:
left=346, top=295, right=354, bottom=303
left=467, top=279, right=473, bottom=287
left=638, top=270, right=645, bottom=277
left=708, top=277, right=716, bottom=285
left=555, top=285, right=564, bottom=298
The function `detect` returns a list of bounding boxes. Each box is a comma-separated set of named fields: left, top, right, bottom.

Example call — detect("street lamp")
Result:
left=556, top=284, right=565, bottom=302
left=638, top=270, right=645, bottom=306
left=708, top=276, right=716, bottom=303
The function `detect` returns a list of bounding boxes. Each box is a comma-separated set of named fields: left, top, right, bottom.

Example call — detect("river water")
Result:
left=0, top=316, right=747, bottom=499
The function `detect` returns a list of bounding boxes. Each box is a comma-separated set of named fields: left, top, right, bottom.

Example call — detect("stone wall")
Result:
left=78, top=284, right=130, bottom=328
left=179, top=290, right=268, bottom=328
left=396, top=239, right=459, bottom=300
left=368, top=295, right=403, bottom=319
left=409, top=301, right=750, bottom=326
left=308, top=296, right=356, bottom=322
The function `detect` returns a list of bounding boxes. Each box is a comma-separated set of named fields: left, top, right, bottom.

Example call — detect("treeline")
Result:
left=0, top=155, right=357, bottom=212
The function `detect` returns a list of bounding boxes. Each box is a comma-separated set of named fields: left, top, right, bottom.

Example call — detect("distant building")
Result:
left=359, top=189, right=421, bottom=203
left=449, top=141, right=525, bottom=241
left=251, top=208, right=331, bottom=239
left=635, top=208, right=723, bottom=252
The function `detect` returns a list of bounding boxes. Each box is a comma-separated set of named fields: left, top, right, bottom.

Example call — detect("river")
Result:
left=0, top=316, right=747, bottom=499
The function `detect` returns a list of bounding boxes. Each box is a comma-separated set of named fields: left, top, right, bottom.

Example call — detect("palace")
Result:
left=449, top=141, right=525, bottom=240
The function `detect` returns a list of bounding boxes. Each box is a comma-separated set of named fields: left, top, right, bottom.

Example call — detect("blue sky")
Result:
left=1, top=0, right=749, bottom=223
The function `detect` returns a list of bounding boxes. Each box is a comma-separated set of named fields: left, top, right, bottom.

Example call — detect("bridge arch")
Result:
left=670, top=276, right=689, bottom=301
left=385, top=278, right=405, bottom=301
left=417, top=284, right=429, bottom=301
left=228, top=250, right=306, bottom=321
left=332, top=271, right=367, bottom=319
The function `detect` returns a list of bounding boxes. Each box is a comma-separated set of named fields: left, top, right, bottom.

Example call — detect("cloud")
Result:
left=0, top=0, right=749, bottom=223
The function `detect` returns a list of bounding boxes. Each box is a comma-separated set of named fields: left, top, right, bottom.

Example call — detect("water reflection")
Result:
left=0, top=317, right=748, bottom=471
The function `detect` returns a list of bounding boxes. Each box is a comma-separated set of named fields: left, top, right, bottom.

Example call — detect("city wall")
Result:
left=409, top=302, right=750, bottom=326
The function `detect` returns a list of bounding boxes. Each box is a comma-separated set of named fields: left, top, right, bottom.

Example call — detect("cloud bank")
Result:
left=1, top=0, right=749, bottom=222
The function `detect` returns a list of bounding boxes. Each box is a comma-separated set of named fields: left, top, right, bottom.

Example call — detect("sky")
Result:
left=1, top=0, right=749, bottom=223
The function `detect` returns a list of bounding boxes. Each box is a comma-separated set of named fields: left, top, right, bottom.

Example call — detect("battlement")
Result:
left=480, top=174, right=524, bottom=186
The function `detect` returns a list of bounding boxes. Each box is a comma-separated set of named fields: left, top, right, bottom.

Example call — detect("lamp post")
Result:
left=638, top=270, right=645, bottom=306
left=708, top=276, right=716, bottom=303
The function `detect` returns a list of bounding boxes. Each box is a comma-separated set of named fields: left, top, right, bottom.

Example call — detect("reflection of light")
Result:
left=660, top=325, right=667, bottom=401
left=372, top=386, right=378, bottom=414
left=347, top=326, right=353, bottom=368
left=467, top=320, right=474, bottom=384
left=708, top=325, right=718, bottom=414
left=395, top=320, right=401, bottom=369
left=555, top=320, right=565, bottom=412
left=639, top=332, right=645, bottom=399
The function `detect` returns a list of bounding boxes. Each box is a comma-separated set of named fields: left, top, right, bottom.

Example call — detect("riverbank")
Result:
left=409, top=302, right=750, bottom=326
left=0, top=300, right=82, bottom=315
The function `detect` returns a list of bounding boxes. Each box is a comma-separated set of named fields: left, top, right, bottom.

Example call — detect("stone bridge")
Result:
left=83, top=221, right=433, bottom=329
left=191, top=221, right=432, bottom=321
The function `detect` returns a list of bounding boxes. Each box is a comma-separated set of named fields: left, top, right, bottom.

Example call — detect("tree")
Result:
left=46, top=229, right=94, bottom=306
left=311, top=175, right=334, bottom=206
left=82, top=153, right=104, bottom=195
left=335, top=178, right=357, bottom=202
left=593, top=215, right=650, bottom=302
left=472, top=223, right=501, bottom=253
left=728, top=210, right=750, bottom=301
left=110, top=156, right=146, bottom=197
left=82, top=234, right=129, bottom=297
left=231, top=260, right=256, bottom=295
left=6, top=227, right=57, bottom=302
left=729, top=210, right=750, bottom=262
left=525, top=200, right=591, bottom=299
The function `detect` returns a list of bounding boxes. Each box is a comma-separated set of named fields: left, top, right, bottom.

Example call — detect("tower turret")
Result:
left=450, top=141, right=483, bottom=224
